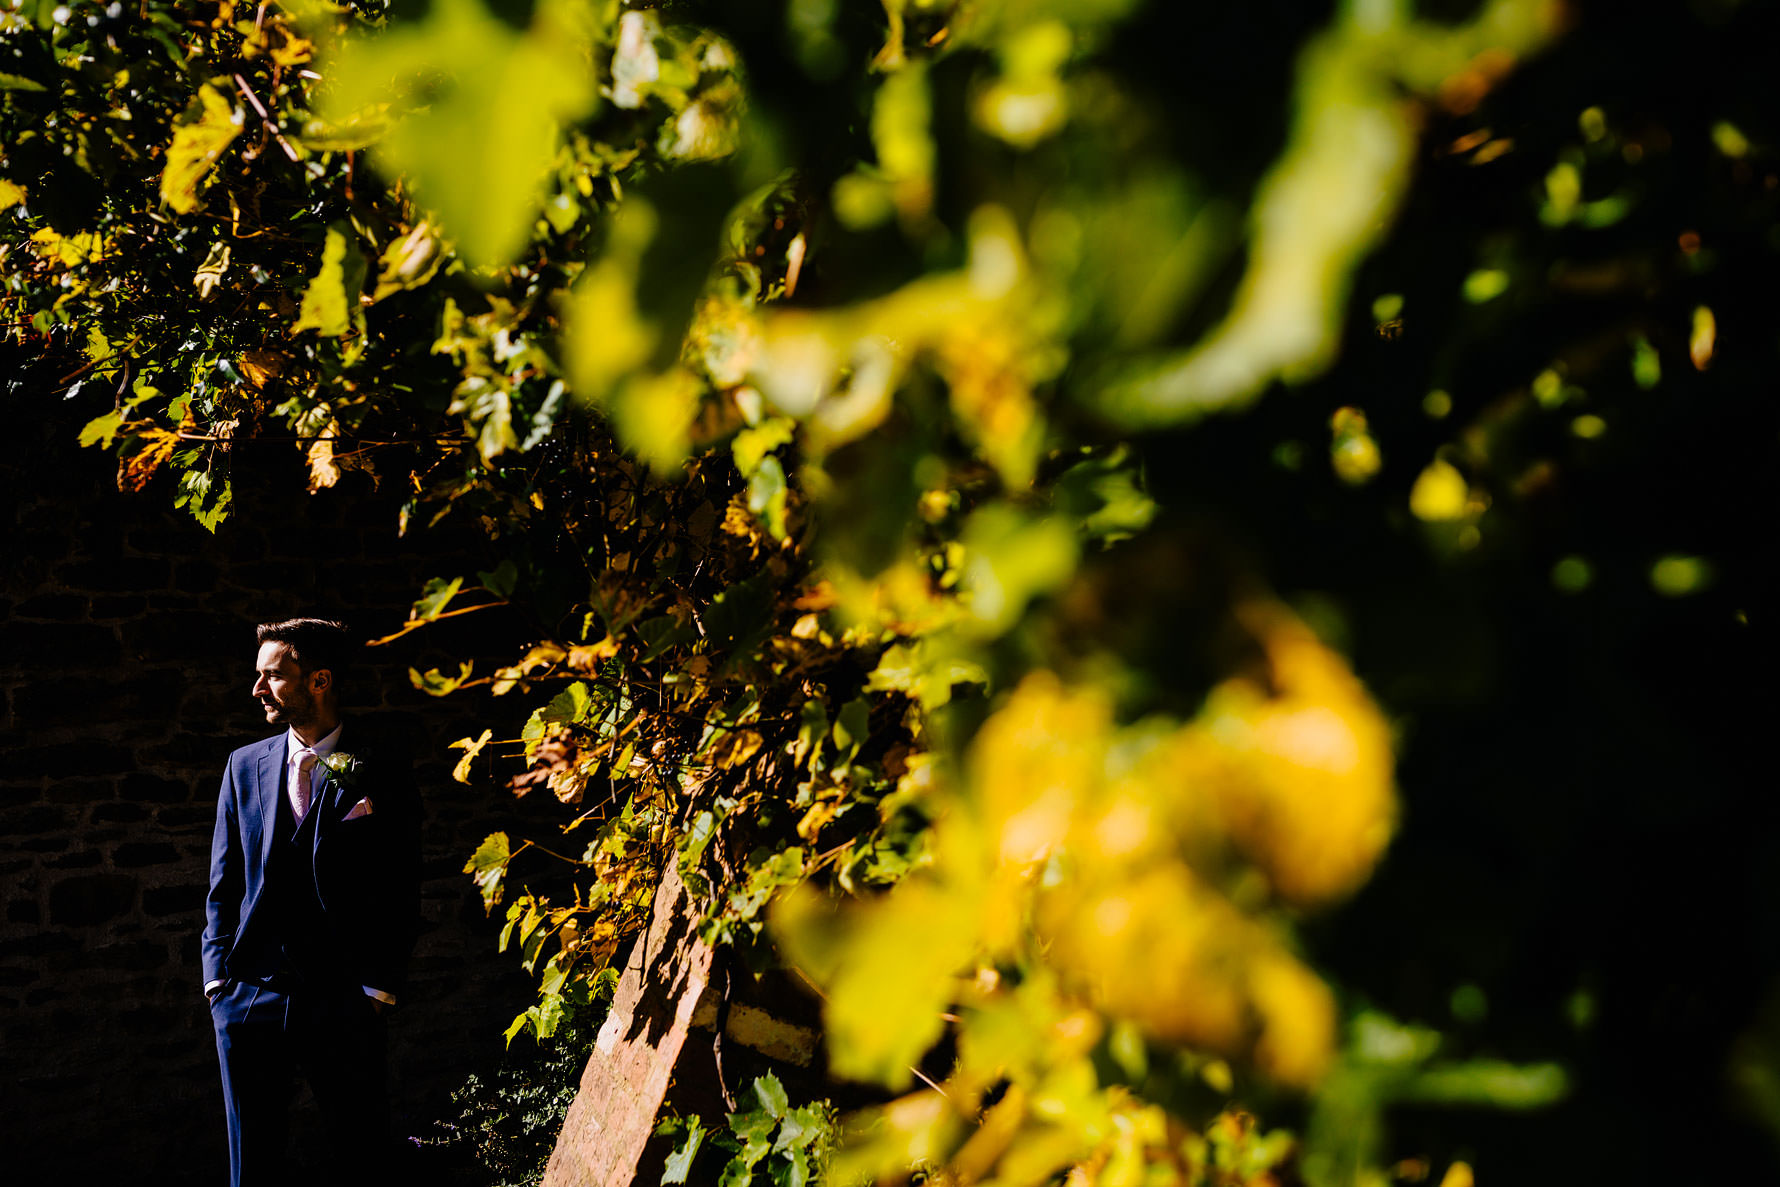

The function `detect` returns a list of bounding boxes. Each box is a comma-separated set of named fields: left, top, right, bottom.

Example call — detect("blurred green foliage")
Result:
left=6, top=0, right=1778, bottom=1183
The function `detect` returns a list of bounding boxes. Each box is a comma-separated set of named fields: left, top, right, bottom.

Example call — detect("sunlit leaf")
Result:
left=292, top=222, right=367, bottom=338
left=321, top=0, right=600, bottom=268
left=450, top=728, right=494, bottom=783
left=661, top=1115, right=705, bottom=1184
left=160, top=84, right=242, bottom=214
left=464, top=831, right=512, bottom=912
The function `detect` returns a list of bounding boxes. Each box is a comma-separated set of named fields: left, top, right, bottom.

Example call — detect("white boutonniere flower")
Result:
left=318, top=751, right=361, bottom=790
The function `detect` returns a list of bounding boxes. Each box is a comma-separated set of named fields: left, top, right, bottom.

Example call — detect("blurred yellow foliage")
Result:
left=747, top=206, right=1059, bottom=485
left=777, top=599, right=1395, bottom=1172
left=1167, top=604, right=1397, bottom=907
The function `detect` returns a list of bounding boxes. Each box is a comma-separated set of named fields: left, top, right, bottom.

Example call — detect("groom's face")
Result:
left=252, top=641, right=320, bottom=728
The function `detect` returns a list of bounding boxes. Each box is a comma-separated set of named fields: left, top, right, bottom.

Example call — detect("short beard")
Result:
left=266, top=689, right=317, bottom=729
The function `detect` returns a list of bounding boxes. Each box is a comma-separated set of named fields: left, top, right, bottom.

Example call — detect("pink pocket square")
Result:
left=343, top=796, right=374, bottom=820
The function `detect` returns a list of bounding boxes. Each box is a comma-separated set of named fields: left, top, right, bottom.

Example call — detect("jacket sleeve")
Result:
left=203, top=758, right=242, bottom=986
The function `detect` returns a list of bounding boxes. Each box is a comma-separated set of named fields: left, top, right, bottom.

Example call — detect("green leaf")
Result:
left=774, top=1105, right=827, bottom=1153
left=173, top=470, right=233, bottom=533
left=747, top=456, right=789, bottom=541
left=767, top=1147, right=808, bottom=1187
left=409, top=661, right=474, bottom=696
left=160, top=84, right=242, bottom=214
left=369, top=219, right=444, bottom=301
left=831, top=697, right=868, bottom=765
left=1053, top=448, right=1157, bottom=545
left=78, top=410, right=123, bottom=450
left=791, top=699, right=828, bottom=770
left=750, top=1072, right=789, bottom=1120
left=726, top=1110, right=775, bottom=1148
left=637, top=614, right=694, bottom=661
left=542, top=681, right=594, bottom=725
left=293, top=222, right=368, bottom=338
left=463, top=831, right=511, bottom=913
left=960, top=505, right=1078, bottom=637
left=725, top=1105, right=776, bottom=1168
left=530, top=990, right=567, bottom=1039
left=478, top=559, right=519, bottom=598
left=733, top=417, right=795, bottom=476
left=866, top=637, right=987, bottom=711
left=662, top=1115, right=705, bottom=1184
left=412, top=575, right=464, bottom=621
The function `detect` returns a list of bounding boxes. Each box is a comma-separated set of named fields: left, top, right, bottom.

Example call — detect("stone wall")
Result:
left=0, top=412, right=556, bottom=1181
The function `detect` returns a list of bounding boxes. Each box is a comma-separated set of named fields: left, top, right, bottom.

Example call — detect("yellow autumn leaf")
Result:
left=306, top=427, right=341, bottom=492
left=450, top=728, right=495, bottom=783
left=161, top=84, right=243, bottom=214
left=1037, top=862, right=1336, bottom=1088
left=1167, top=603, right=1397, bottom=906
left=238, top=349, right=286, bottom=390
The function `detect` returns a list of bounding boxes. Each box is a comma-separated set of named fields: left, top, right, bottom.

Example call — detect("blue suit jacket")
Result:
left=203, top=726, right=422, bottom=995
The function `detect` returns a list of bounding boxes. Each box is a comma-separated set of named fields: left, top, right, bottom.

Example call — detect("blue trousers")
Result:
left=210, top=978, right=390, bottom=1186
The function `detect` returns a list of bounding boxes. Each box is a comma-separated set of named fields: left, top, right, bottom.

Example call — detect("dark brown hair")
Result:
left=255, top=618, right=356, bottom=685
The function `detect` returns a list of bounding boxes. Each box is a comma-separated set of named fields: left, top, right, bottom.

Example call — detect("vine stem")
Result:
left=366, top=599, right=509, bottom=646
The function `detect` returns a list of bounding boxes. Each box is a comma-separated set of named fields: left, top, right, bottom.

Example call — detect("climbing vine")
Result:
left=5, top=0, right=1660, bottom=1182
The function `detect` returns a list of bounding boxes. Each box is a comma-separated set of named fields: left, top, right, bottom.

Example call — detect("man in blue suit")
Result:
left=203, top=617, right=422, bottom=1185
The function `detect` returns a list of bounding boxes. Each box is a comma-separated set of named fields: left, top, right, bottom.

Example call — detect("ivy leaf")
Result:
left=449, top=728, right=494, bottom=783
left=449, top=376, right=518, bottom=464
left=477, top=559, right=519, bottom=598
left=463, top=831, right=511, bottom=913
left=78, top=410, right=124, bottom=450
left=661, top=1115, right=705, bottom=1185
left=410, top=661, right=474, bottom=696
left=293, top=222, right=368, bottom=338
left=768, top=1147, right=809, bottom=1187
left=542, top=680, right=594, bottom=725
left=751, top=1072, right=789, bottom=1120
left=724, top=1104, right=777, bottom=1169
left=747, top=455, right=789, bottom=541
left=160, top=84, right=242, bottom=214
left=774, top=1105, right=826, bottom=1154
left=173, top=470, right=233, bottom=533
left=369, top=219, right=444, bottom=301
left=412, top=575, right=464, bottom=621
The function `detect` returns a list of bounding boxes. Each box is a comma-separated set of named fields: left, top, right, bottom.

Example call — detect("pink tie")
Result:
left=291, top=750, right=317, bottom=823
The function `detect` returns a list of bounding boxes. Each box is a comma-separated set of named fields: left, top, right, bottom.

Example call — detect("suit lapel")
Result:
left=311, top=723, right=348, bottom=845
left=256, top=733, right=283, bottom=872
